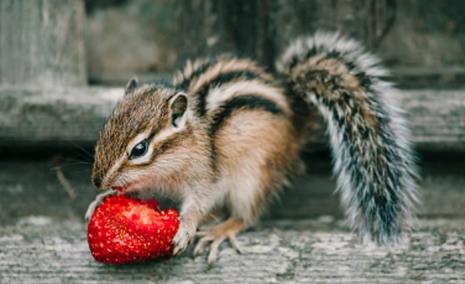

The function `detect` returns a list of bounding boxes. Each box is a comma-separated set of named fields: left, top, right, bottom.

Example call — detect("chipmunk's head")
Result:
left=92, top=78, right=192, bottom=194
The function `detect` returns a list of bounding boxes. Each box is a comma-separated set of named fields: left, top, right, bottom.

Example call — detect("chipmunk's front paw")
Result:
left=172, top=221, right=196, bottom=256
left=84, top=189, right=117, bottom=221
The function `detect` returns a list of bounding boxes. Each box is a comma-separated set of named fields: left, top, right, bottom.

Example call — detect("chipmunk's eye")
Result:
left=129, top=139, right=148, bottom=160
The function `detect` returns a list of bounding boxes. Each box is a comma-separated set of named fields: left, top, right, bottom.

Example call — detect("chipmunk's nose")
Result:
left=92, top=175, right=102, bottom=189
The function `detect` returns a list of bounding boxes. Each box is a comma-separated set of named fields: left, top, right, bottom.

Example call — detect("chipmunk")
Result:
left=86, top=32, right=417, bottom=264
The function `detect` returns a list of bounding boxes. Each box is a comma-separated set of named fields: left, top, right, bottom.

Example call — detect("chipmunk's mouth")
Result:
left=112, top=186, right=125, bottom=193
left=111, top=181, right=139, bottom=195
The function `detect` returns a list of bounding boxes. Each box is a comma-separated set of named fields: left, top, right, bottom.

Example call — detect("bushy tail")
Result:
left=277, top=32, right=418, bottom=244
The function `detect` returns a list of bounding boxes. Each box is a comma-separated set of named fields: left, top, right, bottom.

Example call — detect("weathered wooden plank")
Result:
left=0, top=217, right=464, bottom=284
left=0, top=88, right=120, bottom=146
left=0, top=0, right=86, bottom=88
left=0, top=88, right=464, bottom=151
left=394, top=89, right=465, bottom=152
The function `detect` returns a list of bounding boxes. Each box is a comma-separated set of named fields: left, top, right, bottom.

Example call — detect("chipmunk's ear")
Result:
left=125, top=77, right=139, bottom=94
left=168, top=93, right=188, bottom=129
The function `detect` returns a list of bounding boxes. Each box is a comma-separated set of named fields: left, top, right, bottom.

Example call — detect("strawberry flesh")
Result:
left=87, top=195, right=179, bottom=264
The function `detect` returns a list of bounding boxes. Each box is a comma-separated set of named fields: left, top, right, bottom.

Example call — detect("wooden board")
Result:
left=1, top=159, right=464, bottom=283
left=0, top=217, right=464, bottom=283
left=0, top=88, right=464, bottom=152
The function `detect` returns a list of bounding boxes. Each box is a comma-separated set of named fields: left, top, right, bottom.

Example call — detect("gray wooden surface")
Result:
left=0, top=0, right=86, bottom=88
left=0, top=87, right=464, bottom=152
left=1, top=217, right=464, bottom=284
left=0, top=152, right=464, bottom=284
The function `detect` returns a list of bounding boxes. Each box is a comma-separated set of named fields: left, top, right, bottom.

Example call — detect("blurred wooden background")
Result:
left=1, top=0, right=465, bottom=152
left=0, top=0, right=464, bottom=210
left=1, top=1, right=465, bottom=282
left=3, top=0, right=465, bottom=88
left=84, top=0, right=465, bottom=88
left=0, top=0, right=464, bottom=219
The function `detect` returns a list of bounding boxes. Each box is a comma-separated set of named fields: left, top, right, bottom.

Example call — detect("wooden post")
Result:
left=0, top=0, right=86, bottom=89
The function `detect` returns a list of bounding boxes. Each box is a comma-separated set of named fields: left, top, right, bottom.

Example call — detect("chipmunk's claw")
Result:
left=84, top=189, right=117, bottom=221
left=193, top=218, right=245, bottom=265
left=172, top=221, right=196, bottom=256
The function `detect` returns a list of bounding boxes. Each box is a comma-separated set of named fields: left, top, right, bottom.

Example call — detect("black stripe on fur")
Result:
left=195, top=70, right=268, bottom=116
left=176, top=59, right=217, bottom=89
left=209, top=95, right=284, bottom=136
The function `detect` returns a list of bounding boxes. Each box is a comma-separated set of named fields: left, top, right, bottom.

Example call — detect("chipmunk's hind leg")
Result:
left=193, top=217, right=246, bottom=264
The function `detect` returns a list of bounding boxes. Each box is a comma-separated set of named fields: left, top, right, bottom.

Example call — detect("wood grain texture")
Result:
left=0, top=88, right=464, bottom=152
left=0, top=0, right=86, bottom=88
left=0, top=160, right=463, bottom=282
left=0, top=217, right=464, bottom=283
left=0, top=88, right=120, bottom=146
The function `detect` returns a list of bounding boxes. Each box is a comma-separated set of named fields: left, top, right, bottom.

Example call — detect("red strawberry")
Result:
left=87, top=195, right=179, bottom=264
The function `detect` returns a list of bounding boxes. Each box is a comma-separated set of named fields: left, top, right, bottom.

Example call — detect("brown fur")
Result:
left=91, top=56, right=305, bottom=256
left=92, top=86, right=172, bottom=187
left=87, top=32, right=417, bottom=259
left=213, top=110, right=299, bottom=223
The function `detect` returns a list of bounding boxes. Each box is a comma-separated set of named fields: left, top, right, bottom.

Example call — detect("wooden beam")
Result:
left=0, top=87, right=464, bottom=152
left=0, top=0, right=86, bottom=88
left=392, top=89, right=465, bottom=152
